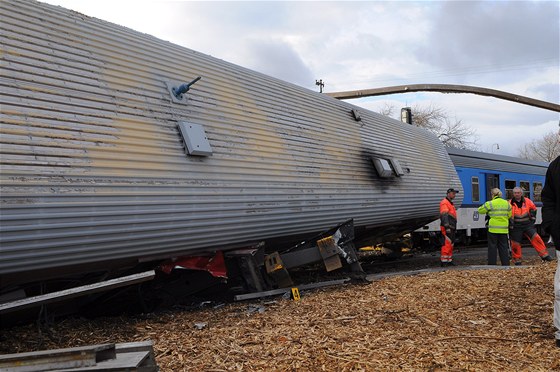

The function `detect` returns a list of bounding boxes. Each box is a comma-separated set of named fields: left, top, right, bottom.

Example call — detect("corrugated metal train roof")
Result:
left=0, top=0, right=461, bottom=280
left=447, top=147, right=548, bottom=175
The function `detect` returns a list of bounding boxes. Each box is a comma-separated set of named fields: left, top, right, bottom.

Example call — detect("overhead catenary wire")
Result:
left=330, top=57, right=559, bottom=91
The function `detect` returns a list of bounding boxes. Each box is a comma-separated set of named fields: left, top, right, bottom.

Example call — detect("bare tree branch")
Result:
left=517, top=131, right=560, bottom=162
left=377, top=103, right=395, bottom=117
left=376, top=103, right=478, bottom=150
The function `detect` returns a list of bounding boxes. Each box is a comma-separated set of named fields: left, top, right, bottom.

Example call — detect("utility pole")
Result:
left=315, top=79, right=324, bottom=93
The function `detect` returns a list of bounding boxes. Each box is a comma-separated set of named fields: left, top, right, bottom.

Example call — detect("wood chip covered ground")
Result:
left=1, top=259, right=559, bottom=371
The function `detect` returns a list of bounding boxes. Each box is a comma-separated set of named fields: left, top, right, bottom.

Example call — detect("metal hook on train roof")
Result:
left=172, top=76, right=201, bottom=100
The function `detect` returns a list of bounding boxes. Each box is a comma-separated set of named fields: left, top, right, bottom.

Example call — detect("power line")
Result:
left=338, top=57, right=558, bottom=90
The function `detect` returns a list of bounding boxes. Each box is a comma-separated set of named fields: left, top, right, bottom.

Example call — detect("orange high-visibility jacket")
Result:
left=440, top=197, right=457, bottom=230
left=509, top=197, right=537, bottom=226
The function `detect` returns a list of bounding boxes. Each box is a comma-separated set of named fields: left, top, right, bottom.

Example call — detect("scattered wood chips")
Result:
left=2, top=260, right=559, bottom=371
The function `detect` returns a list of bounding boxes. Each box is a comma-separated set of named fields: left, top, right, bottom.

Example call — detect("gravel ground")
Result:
left=1, top=246, right=558, bottom=371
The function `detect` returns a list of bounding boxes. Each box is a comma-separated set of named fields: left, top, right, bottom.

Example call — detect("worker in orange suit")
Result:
left=509, top=186, right=554, bottom=265
left=440, top=188, right=459, bottom=267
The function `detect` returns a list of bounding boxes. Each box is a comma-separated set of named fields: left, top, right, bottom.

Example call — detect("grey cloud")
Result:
left=176, top=1, right=293, bottom=36
left=240, top=40, right=315, bottom=87
left=416, top=1, right=559, bottom=70
left=527, top=82, right=560, bottom=103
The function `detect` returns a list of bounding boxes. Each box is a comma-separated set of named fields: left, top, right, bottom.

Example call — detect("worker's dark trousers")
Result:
left=555, top=254, right=560, bottom=342
left=487, top=231, right=509, bottom=265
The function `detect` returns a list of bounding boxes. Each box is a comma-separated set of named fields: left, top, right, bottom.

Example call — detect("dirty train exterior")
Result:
left=0, top=0, right=461, bottom=288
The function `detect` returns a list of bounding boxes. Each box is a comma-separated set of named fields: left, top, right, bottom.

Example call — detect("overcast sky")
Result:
left=42, top=0, right=559, bottom=156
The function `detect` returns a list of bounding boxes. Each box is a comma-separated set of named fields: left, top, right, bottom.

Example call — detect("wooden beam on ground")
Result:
left=0, top=343, right=116, bottom=371
left=0, top=341, right=158, bottom=371
left=234, top=278, right=351, bottom=301
left=0, top=271, right=155, bottom=314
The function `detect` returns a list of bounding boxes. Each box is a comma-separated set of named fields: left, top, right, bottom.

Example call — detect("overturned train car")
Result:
left=0, top=0, right=462, bottom=296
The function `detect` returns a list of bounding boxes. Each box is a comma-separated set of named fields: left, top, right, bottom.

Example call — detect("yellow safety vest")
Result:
left=478, top=196, right=512, bottom=234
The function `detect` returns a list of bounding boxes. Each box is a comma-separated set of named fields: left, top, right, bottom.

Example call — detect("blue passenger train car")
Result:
left=413, top=147, right=549, bottom=247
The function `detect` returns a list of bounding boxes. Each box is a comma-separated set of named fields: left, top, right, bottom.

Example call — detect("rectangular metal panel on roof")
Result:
left=0, top=0, right=461, bottom=282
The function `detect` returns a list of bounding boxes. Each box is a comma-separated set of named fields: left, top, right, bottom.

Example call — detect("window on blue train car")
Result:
left=505, top=180, right=516, bottom=199
left=520, top=181, right=530, bottom=199
left=471, top=176, right=480, bottom=202
left=533, top=182, right=543, bottom=202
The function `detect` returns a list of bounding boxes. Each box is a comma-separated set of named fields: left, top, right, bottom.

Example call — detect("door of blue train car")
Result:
left=485, top=174, right=500, bottom=201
